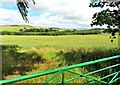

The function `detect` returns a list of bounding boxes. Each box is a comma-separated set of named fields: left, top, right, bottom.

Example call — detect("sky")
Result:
left=0, top=0, right=115, bottom=29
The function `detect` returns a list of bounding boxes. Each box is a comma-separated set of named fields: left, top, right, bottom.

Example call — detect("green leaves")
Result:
left=89, top=0, right=120, bottom=29
left=103, top=28, right=119, bottom=42
left=89, top=1, right=120, bottom=8
left=90, top=1, right=120, bottom=42
left=91, top=8, right=120, bottom=29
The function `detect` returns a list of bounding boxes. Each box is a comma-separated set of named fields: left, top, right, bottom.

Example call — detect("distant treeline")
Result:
left=1, top=30, right=101, bottom=35
left=20, top=28, right=59, bottom=32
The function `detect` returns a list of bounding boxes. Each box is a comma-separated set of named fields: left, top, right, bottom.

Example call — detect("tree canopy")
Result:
left=89, top=0, right=120, bottom=41
left=89, top=0, right=120, bottom=28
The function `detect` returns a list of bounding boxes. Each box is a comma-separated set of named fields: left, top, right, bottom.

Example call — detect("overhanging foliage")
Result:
left=16, top=0, right=35, bottom=22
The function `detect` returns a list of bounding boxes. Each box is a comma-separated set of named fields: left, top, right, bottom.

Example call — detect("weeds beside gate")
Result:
left=0, top=55, right=120, bottom=85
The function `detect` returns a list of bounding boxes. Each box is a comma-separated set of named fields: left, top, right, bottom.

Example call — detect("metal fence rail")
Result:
left=0, top=55, right=120, bottom=85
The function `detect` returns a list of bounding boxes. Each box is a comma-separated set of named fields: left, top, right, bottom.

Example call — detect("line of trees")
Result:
left=20, top=28, right=59, bottom=32
left=1, top=30, right=101, bottom=36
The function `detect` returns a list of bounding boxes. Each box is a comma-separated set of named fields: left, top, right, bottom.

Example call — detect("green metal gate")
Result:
left=0, top=55, right=120, bottom=85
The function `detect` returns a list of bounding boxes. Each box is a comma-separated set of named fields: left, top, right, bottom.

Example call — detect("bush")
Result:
left=58, top=48, right=120, bottom=75
left=2, top=45, right=44, bottom=77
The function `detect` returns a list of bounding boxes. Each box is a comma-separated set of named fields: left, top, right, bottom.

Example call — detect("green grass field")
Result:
left=1, top=25, right=119, bottom=84
left=1, top=34, right=118, bottom=49
left=1, top=28, right=20, bottom=32
left=0, top=25, right=49, bottom=32
left=0, top=25, right=32, bottom=32
left=1, top=34, right=120, bottom=84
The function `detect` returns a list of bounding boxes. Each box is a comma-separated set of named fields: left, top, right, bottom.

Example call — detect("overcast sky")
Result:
left=0, top=0, right=114, bottom=29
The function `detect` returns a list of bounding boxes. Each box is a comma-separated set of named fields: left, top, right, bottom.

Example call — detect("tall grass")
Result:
left=23, top=47, right=120, bottom=84
left=2, top=45, right=119, bottom=84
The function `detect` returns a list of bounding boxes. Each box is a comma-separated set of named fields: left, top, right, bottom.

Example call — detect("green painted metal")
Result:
left=66, top=70, right=109, bottom=84
left=85, top=71, right=120, bottom=85
left=0, top=68, right=59, bottom=85
left=43, top=71, right=61, bottom=85
left=109, top=77, right=120, bottom=84
left=56, top=64, right=120, bottom=84
left=62, top=71, right=65, bottom=85
left=85, top=64, right=120, bottom=75
left=0, top=55, right=120, bottom=85
left=109, top=73, right=119, bottom=83
left=56, top=76, right=82, bottom=85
